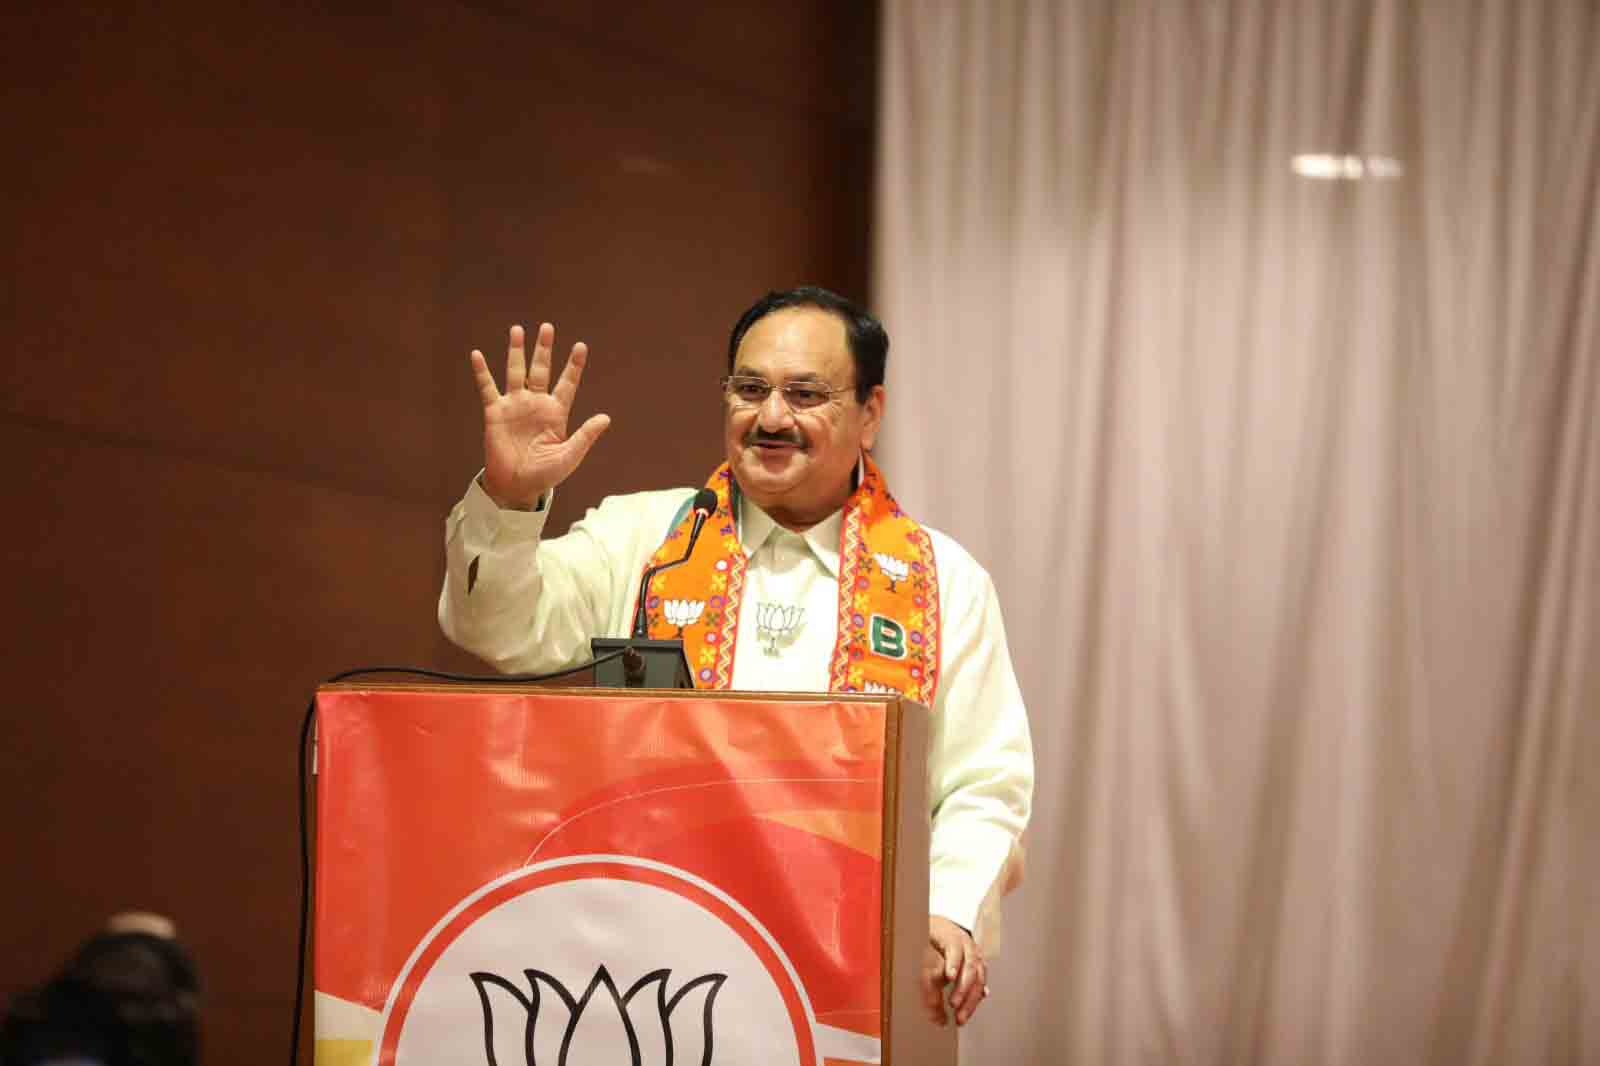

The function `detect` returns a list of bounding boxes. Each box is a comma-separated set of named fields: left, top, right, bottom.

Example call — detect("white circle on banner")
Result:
left=380, top=856, right=817, bottom=1066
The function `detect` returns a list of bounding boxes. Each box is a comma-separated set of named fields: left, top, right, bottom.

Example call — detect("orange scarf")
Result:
left=640, top=455, right=941, bottom=705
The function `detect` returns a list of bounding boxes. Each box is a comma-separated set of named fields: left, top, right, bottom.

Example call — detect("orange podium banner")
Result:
left=312, top=685, right=948, bottom=1066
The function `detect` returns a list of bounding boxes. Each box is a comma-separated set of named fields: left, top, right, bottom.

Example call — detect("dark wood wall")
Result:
left=0, top=2, right=877, bottom=1060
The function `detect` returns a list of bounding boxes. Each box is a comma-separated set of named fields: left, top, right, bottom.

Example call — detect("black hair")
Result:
left=0, top=931, right=200, bottom=1066
left=726, top=286, right=888, bottom=402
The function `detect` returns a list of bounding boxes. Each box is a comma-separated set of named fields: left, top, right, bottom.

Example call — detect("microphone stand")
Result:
left=591, top=489, right=719, bottom=689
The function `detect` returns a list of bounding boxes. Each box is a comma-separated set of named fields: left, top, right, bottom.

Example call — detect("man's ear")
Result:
left=859, top=384, right=886, bottom=450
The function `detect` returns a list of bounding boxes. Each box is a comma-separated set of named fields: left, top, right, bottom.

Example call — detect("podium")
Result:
left=311, top=684, right=956, bottom=1066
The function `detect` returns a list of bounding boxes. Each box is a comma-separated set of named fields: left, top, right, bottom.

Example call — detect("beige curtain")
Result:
left=874, top=2, right=1599, bottom=1064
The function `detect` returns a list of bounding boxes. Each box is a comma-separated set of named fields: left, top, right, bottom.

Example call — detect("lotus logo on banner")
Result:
left=377, top=857, right=821, bottom=1065
left=471, top=965, right=725, bottom=1066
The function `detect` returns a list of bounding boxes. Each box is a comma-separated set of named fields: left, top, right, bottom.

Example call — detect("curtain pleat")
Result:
left=874, top=2, right=1600, bottom=1063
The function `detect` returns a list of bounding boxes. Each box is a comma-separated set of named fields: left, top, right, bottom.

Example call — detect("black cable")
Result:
left=289, top=654, right=626, bottom=1066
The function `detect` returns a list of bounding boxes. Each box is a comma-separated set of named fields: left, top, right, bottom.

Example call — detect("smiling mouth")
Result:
left=748, top=436, right=804, bottom=451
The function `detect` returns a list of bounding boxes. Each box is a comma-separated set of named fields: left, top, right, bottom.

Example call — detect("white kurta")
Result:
left=438, top=475, right=1033, bottom=941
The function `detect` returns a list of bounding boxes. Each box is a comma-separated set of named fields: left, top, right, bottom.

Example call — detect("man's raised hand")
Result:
left=470, top=323, right=611, bottom=510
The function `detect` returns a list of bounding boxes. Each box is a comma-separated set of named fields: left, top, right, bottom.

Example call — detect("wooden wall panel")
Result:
left=0, top=418, right=449, bottom=952
left=430, top=0, right=877, bottom=523
left=2, top=7, right=449, bottom=500
left=0, top=2, right=877, bottom=1063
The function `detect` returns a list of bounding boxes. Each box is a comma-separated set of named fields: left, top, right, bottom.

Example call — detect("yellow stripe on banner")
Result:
left=315, top=1038, right=372, bottom=1066
left=759, top=809, right=882, bottom=859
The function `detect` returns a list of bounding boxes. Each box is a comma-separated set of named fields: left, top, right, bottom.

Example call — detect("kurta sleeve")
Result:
left=924, top=535, right=1035, bottom=946
left=438, top=477, right=688, bottom=673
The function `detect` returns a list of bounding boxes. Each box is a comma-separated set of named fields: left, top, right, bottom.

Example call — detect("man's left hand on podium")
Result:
left=923, top=915, right=990, bottom=1027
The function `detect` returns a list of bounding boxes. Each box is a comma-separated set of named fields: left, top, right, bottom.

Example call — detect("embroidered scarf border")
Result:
left=639, top=457, right=941, bottom=705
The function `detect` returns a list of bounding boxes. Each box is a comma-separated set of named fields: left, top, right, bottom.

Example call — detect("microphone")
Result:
left=594, top=488, right=719, bottom=688
left=630, top=487, right=720, bottom=638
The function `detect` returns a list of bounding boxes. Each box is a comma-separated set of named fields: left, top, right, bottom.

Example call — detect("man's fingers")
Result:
left=920, top=944, right=950, bottom=1027
left=950, top=956, right=987, bottom=1024
left=927, top=917, right=988, bottom=1025
left=933, top=927, right=965, bottom=982
left=924, top=985, right=949, bottom=1026
left=469, top=350, right=501, bottom=407
left=526, top=322, right=556, bottom=392
left=945, top=944, right=971, bottom=1008
left=560, top=413, right=611, bottom=469
left=550, top=341, right=589, bottom=410
left=505, top=325, right=527, bottom=391
left=955, top=993, right=984, bottom=1026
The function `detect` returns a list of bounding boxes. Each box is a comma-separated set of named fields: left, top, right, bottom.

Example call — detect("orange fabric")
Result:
left=641, top=455, right=941, bottom=704
left=314, top=690, right=889, bottom=1036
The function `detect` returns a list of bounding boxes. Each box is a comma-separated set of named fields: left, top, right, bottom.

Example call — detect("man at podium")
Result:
left=438, top=287, right=1032, bottom=1028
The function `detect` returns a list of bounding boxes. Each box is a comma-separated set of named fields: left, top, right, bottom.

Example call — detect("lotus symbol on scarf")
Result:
left=470, top=965, right=727, bottom=1066
left=661, top=599, right=707, bottom=636
left=872, top=552, right=910, bottom=590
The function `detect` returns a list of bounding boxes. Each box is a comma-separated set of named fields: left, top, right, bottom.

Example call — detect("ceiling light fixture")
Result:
left=1291, top=154, right=1405, bottom=180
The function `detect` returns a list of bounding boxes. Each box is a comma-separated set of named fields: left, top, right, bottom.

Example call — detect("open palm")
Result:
left=470, top=322, right=611, bottom=509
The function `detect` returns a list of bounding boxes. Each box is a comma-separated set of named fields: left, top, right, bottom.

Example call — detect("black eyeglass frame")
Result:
left=719, top=374, right=855, bottom=410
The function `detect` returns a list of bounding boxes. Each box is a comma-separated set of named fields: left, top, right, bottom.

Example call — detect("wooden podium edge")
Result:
left=880, top=698, right=903, bottom=1058
left=881, top=697, right=955, bottom=1065
left=316, top=682, right=905, bottom=703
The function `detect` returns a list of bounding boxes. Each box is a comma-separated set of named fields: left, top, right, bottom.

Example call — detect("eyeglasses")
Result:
left=720, top=375, right=852, bottom=411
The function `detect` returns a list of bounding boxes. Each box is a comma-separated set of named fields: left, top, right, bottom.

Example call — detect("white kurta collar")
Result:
left=733, top=456, right=866, bottom=578
left=738, top=497, right=842, bottom=577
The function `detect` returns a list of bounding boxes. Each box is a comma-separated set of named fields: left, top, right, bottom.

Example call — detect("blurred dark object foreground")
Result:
left=1, top=913, right=199, bottom=1066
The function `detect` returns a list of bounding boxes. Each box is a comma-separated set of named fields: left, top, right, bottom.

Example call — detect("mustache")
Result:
left=745, top=428, right=805, bottom=447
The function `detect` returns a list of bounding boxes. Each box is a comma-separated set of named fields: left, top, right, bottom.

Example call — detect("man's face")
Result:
left=724, top=307, right=884, bottom=529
